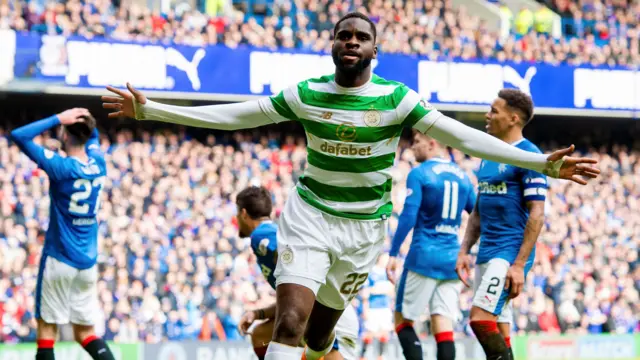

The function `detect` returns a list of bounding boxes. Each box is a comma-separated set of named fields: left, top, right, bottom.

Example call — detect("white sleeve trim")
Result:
left=413, top=109, right=444, bottom=133
left=524, top=188, right=547, bottom=197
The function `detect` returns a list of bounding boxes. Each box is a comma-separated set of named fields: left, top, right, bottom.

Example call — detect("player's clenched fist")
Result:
left=101, top=83, right=147, bottom=119
left=455, top=253, right=472, bottom=288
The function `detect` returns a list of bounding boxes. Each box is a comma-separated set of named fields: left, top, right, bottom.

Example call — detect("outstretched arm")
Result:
left=410, top=101, right=599, bottom=183
left=102, top=83, right=295, bottom=130
left=428, top=116, right=553, bottom=175
left=133, top=99, right=277, bottom=130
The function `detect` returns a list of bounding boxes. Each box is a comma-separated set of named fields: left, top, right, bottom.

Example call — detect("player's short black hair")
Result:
left=236, top=186, right=272, bottom=219
left=333, top=12, right=377, bottom=42
left=498, top=89, right=534, bottom=125
left=66, top=114, right=96, bottom=145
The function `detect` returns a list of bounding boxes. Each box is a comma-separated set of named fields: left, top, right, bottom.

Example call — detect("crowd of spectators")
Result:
left=0, top=0, right=639, bottom=66
left=0, top=122, right=637, bottom=343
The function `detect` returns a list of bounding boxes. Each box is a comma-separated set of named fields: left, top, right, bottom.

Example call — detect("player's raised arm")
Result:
left=10, top=108, right=89, bottom=179
left=425, top=117, right=599, bottom=183
left=102, top=83, right=296, bottom=130
left=85, top=127, right=103, bottom=159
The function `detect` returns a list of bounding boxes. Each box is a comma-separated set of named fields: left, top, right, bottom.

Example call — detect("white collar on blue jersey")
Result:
left=511, top=138, right=526, bottom=146
left=429, top=157, right=451, bottom=163
left=72, top=156, right=94, bottom=166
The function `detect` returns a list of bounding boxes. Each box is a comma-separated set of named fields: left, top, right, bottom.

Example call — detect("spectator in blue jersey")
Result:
left=386, top=131, right=476, bottom=360
left=236, top=186, right=360, bottom=360
left=456, top=89, right=548, bottom=360
left=359, top=254, right=395, bottom=360
left=9, top=109, right=115, bottom=360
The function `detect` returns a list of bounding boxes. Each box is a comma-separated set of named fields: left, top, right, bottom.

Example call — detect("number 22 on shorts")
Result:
left=340, top=273, right=368, bottom=301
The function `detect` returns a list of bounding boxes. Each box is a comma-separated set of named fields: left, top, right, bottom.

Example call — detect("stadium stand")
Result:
left=1, top=0, right=638, bottom=66
left=0, top=0, right=638, bottom=347
left=0, top=118, right=638, bottom=343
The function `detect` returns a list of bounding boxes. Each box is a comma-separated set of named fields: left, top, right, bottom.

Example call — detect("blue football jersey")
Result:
left=390, top=158, right=476, bottom=280
left=366, top=265, right=392, bottom=309
left=476, top=138, right=548, bottom=266
left=11, top=116, right=107, bottom=270
left=249, top=221, right=278, bottom=289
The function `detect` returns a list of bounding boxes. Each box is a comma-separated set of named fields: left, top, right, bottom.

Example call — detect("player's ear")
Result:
left=373, top=45, right=378, bottom=59
left=510, top=112, right=520, bottom=126
left=240, top=208, right=249, bottom=220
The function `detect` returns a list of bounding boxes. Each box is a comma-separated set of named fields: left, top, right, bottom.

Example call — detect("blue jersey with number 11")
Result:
left=11, top=116, right=107, bottom=270
left=391, top=158, right=476, bottom=280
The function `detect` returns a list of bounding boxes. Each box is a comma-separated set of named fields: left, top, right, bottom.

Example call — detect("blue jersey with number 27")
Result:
left=11, top=116, right=107, bottom=270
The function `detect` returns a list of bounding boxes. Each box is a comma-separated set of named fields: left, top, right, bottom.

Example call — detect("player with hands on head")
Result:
left=103, top=12, right=598, bottom=360
left=10, top=109, right=112, bottom=360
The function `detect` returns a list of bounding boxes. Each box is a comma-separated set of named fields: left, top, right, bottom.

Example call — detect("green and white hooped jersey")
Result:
left=259, top=74, right=444, bottom=220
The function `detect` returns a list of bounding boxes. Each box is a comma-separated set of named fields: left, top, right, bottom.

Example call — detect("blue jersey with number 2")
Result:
left=11, top=116, right=106, bottom=270
left=476, top=138, right=548, bottom=267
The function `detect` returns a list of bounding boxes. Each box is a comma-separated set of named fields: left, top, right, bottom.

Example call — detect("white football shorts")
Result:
left=35, top=255, right=99, bottom=325
left=275, top=188, right=386, bottom=310
left=364, top=307, right=394, bottom=333
left=472, top=258, right=514, bottom=323
left=395, top=269, right=462, bottom=322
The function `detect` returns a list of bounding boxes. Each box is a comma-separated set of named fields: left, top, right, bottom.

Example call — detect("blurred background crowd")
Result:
left=0, top=0, right=639, bottom=346
left=0, top=119, right=638, bottom=344
left=0, top=0, right=639, bottom=66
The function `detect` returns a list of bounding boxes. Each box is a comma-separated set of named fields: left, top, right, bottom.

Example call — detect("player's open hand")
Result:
left=545, top=145, right=600, bottom=185
left=102, top=83, right=147, bottom=119
left=57, top=108, right=91, bottom=125
left=455, top=254, right=472, bottom=288
left=386, top=256, right=399, bottom=284
left=505, top=265, right=525, bottom=299
left=238, top=310, right=257, bottom=336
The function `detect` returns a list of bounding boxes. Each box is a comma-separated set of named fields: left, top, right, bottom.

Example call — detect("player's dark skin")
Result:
left=272, top=16, right=378, bottom=351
